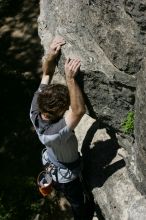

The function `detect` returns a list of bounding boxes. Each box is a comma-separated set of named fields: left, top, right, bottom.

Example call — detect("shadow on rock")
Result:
left=81, top=121, right=126, bottom=189
left=80, top=121, right=126, bottom=219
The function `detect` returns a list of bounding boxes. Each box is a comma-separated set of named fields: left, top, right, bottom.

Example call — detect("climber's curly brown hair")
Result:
left=37, top=84, right=70, bottom=122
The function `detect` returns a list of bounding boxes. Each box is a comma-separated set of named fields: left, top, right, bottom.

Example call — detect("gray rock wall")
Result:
left=125, top=0, right=146, bottom=195
left=132, top=58, right=146, bottom=194
left=38, top=0, right=140, bottom=130
left=38, top=0, right=146, bottom=219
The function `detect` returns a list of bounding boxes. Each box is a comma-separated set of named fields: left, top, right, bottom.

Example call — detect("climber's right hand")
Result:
left=65, top=58, right=81, bottom=81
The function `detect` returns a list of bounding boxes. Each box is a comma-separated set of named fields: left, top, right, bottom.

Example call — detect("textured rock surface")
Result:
left=125, top=0, right=146, bottom=195
left=38, top=0, right=141, bottom=130
left=132, top=58, right=146, bottom=194
left=76, top=115, right=146, bottom=220
left=38, top=0, right=146, bottom=219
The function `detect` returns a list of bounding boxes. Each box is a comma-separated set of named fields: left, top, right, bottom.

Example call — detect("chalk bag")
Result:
left=37, top=171, right=53, bottom=197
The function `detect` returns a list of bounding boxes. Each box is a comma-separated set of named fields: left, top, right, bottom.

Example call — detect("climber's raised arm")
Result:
left=65, top=58, right=86, bottom=130
left=30, top=37, right=65, bottom=119
left=41, top=37, right=66, bottom=85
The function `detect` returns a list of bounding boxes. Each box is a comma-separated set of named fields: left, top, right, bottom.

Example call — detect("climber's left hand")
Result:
left=44, top=37, right=66, bottom=63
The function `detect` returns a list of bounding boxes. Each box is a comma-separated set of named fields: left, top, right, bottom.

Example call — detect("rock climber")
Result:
left=30, top=36, right=86, bottom=220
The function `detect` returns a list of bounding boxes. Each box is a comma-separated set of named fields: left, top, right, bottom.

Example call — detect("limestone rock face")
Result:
left=38, top=0, right=146, bottom=219
left=75, top=115, right=146, bottom=220
left=124, top=0, right=146, bottom=195
left=38, top=0, right=143, bottom=130
left=132, top=59, right=146, bottom=194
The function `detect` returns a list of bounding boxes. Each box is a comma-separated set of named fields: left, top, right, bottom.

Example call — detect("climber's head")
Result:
left=37, top=84, right=70, bottom=122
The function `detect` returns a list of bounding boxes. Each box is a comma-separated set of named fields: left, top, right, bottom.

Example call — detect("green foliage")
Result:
left=0, top=199, right=12, bottom=220
left=0, top=176, right=42, bottom=220
left=30, top=202, right=41, bottom=213
left=121, top=111, right=134, bottom=134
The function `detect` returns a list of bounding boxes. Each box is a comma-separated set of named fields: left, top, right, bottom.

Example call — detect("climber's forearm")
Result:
left=67, top=78, right=85, bottom=116
left=40, top=37, right=66, bottom=85
left=41, top=74, right=50, bottom=85
left=41, top=58, right=55, bottom=84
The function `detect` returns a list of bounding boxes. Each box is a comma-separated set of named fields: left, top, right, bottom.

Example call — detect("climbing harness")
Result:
left=37, top=147, right=80, bottom=196
left=37, top=147, right=91, bottom=202
left=41, top=147, right=74, bottom=181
